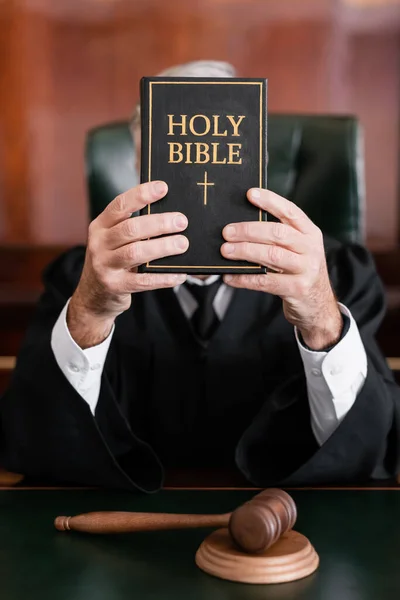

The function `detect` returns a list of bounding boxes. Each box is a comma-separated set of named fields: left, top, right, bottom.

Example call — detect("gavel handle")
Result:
left=55, top=511, right=231, bottom=534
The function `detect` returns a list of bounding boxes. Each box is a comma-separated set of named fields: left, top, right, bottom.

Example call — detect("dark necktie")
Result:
left=185, top=279, right=221, bottom=341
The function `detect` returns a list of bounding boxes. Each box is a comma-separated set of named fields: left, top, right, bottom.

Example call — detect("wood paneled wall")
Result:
left=0, top=0, right=399, bottom=248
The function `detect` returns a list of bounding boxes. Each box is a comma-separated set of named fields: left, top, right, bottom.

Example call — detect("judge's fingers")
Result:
left=105, top=212, right=188, bottom=250
left=120, top=272, right=187, bottom=294
left=108, top=234, right=189, bottom=269
left=221, top=241, right=304, bottom=274
left=97, top=181, right=168, bottom=229
left=247, top=189, right=318, bottom=236
left=223, top=273, right=294, bottom=298
left=222, top=221, right=309, bottom=255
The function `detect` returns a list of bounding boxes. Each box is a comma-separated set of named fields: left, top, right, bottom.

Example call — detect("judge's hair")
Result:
left=131, top=60, right=237, bottom=127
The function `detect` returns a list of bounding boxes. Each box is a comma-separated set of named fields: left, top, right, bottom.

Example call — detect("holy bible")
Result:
left=139, top=76, right=268, bottom=274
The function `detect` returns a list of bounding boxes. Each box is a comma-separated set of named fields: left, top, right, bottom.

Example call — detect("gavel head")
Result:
left=228, top=489, right=297, bottom=554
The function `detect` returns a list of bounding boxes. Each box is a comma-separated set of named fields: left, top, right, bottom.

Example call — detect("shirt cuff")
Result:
left=295, top=303, right=368, bottom=421
left=50, top=298, right=114, bottom=414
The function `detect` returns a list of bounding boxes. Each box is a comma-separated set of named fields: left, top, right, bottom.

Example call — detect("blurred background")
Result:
left=0, top=0, right=399, bottom=389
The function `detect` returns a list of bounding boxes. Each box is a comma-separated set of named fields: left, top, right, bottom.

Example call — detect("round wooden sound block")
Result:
left=195, top=528, right=319, bottom=585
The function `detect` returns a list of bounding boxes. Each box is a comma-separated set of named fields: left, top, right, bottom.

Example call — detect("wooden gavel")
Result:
left=55, top=488, right=297, bottom=554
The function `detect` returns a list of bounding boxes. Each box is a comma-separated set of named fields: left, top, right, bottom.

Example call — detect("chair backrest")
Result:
left=86, top=114, right=365, bottom=243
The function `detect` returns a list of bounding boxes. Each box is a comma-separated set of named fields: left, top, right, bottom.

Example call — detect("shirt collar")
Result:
left=185, top=274, right=221, bottom=287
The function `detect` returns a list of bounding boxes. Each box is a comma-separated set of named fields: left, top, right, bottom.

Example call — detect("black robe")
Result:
left=1, top=237, right=399, bottom=491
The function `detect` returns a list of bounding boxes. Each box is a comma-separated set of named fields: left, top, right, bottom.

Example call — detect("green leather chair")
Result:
left=85, top=115, right=364, bottom=243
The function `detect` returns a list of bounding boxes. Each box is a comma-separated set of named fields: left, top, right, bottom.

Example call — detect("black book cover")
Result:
left=139, top=76, right=268, bottom=274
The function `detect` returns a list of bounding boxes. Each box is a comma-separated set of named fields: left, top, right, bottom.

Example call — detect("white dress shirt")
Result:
left=51, top=275, right=368, bottom=446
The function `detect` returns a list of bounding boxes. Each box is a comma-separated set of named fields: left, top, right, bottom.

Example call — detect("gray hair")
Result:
left=158, top=60, right=236, bottom=78
left=131, top=60, right=236, bottom=126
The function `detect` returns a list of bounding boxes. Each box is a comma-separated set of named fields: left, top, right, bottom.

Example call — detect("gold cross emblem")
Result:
left=197, top=171, right=214, bottom=206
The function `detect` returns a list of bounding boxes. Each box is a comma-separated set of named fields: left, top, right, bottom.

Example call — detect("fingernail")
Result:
left=176, top=236, right=189, bottom=250
left=173, top=274, right=186, bottom=283
left=250, top=188, right=261, bottom=199
left=153, top=181, right=167, bottom=194
left=223, top=243, right=235, bottom=254
left=174, top=215, right=188, bottom=229
left=225, top=275, right=233, bottom=283
left=224, top=225, right=236, bottom=239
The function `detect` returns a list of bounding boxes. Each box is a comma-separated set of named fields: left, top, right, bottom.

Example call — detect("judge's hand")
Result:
left=221, top=188, right=342, bottom=351
left=68, top=181, right=188, bottom=348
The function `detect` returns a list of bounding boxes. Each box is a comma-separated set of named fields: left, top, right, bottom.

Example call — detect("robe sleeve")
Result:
left=236, top=242, right=400, bottom=485
left=0, top=247, right=164, bottom=492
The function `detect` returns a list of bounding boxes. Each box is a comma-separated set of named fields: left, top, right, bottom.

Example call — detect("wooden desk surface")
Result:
left=0, top=488, right=400, bottom=600
left=1, top=356, right=400, bottom=371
